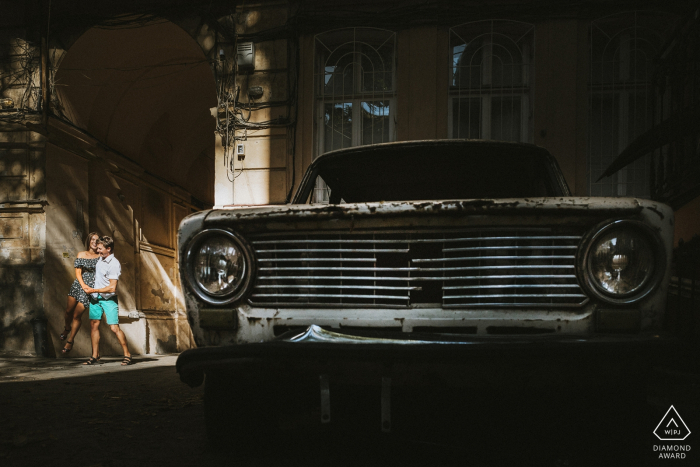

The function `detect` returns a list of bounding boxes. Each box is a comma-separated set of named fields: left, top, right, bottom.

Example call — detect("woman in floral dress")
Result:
left=60, top=232, right=101, bottom=354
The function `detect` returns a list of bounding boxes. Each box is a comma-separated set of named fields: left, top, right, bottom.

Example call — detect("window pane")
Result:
left=323, top=48, right=354, bottom=96
left=491, top=38, right=524, bottom=87
left=589, top=94, right=619, bottom=159
left=451, top=39, right=482, bottom=88
left=361, top=101, right=390, bottom=145
left=452, top=98, right=480, bottom=139
left=450, top=21, right=533, bottom=143
left=324, top=102, right=353, bottom=153
left=361, top=43, right=394, bottom=92
left=313, top=176, right=330, bottom=204
left=316, top=28, right=396, bottom=159
left=491, top=97, right=521, bottom=142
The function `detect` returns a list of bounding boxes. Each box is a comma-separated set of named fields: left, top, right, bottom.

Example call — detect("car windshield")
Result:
left=298, top=141, right=568, bottom=204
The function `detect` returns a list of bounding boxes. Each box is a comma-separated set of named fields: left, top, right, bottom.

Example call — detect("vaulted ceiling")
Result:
left=55, top=20, right=217, bottom=204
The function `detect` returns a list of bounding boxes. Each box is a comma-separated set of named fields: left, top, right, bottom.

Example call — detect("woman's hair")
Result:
left=85, top=232, right=100, bottom=251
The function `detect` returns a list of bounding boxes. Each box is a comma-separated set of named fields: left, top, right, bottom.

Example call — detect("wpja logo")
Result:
left=653, top=405, right=691, bottom=460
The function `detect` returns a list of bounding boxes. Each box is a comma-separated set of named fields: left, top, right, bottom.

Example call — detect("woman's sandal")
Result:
left=121, top=356, right=133, bottom=366
left=61, top=341, right=74, bottom=354
left=83, top=356, right=99, bottom=365
left=59, top=327, right=71, bottom=340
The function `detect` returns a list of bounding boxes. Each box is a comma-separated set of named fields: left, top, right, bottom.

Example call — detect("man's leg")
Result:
left=90, top=319, right=101, bottom=358
left=87, top=299, right=103, bottom=360
left=109, top=324, right=131, bottom=358
left=104, top=298, right=131, bottom=363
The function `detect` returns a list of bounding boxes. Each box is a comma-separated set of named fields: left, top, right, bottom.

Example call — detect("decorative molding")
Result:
left=139, top=242, right=176, bottom=258
left=0, top=200, right=47, bottom=213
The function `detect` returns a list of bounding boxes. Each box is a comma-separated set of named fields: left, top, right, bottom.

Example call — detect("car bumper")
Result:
left=176, top=327, right=678, bottom=388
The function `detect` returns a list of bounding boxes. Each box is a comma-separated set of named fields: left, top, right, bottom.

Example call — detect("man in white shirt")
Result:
left=83, top=235, right=133, bottom=366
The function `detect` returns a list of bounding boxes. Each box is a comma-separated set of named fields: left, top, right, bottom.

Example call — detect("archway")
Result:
left=45, top=20, right=217, bottom=356
left=54, top=20, right=217, bottom=203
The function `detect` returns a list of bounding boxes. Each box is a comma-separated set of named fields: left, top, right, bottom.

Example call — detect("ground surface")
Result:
left=0, top=353, right=698, bottom=466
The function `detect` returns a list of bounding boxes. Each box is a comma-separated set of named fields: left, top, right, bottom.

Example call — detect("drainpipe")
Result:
left=40, top=0, right=50, bottom=128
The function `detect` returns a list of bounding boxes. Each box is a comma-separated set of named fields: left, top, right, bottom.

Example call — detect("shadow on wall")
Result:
left=43, top=147, right=141, bottom=358
left=0, top=266, right=46, bottom=354
left=42, top=149, right=193, bottom=357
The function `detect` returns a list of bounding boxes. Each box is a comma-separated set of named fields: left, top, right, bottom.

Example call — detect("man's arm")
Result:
left=86, top=279, right=118, bottom=295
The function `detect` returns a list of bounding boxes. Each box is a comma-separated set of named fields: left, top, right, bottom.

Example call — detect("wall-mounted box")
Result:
left=236, top=42, right=255, bottom=71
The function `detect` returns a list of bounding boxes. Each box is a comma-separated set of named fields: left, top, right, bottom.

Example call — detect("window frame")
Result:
left=314, top=28, right=397, bottom=158
left=448, top=20, right=535, bottom=143
left=587, top=11, right=676, bottom=198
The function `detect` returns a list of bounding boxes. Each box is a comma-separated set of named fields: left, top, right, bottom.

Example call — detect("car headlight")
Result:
left=185, top=229, right=254, bottom=305
left=580, top=220, right=664, bottom=304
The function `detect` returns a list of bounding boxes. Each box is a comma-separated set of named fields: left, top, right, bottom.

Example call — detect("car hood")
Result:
left=202, top=197, right=664, bottom=225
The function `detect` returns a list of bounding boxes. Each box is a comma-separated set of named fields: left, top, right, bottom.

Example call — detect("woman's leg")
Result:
left=64, top=302, right=86, bottom=351
left=62, top=296, right=78, bottom=337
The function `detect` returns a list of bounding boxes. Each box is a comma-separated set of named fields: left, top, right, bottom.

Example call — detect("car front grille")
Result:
left=248, top=229, right=587, bottom=309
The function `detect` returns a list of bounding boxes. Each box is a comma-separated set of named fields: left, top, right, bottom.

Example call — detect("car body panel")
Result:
left=176, top=141, right=674, bottom=390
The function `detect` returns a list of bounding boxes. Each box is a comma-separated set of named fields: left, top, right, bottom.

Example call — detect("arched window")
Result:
left=313, top=28, right=396, bottom=202
left=449, top=20, right=534, bottom=142
left=315, top=28, right=396, bottom=154
left=588, top=11, right=676, bottom=197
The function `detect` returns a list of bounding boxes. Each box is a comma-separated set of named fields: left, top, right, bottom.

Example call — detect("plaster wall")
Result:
left=41, top=122, right=198, bottom=357
left=43, top=143, right=90, bottom=356
left=215, top=5, right=290, bottom=206
left=0, top=125, right=46, bottom=354
left=533, top=20, right=588, bottom=195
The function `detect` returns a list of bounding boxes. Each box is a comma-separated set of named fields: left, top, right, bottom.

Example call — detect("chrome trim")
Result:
left=247, top=301, right=411, bottom=309
left=415, top=265, right=575, bottom=271
left=256, top=274, right=578, bottom=281
left=443, top=302, right=585, bottom=308
left=255, top=248, right=410, bottom=253
left=443, top=245, right=577, bottom=252
left=444, top=284, right=582, bottom=289
left=259, top=267, right=420, bottom=272
left=251, top=235, right=582, bottom=244
left=251, top=293, right=410, bottom=300
left=250, top=229, right=586, bottom=308
left=414, top=256, right=576, bottom=262
left=259, top=265, right=575, bottom=272
left=258, top=257, right=376, bottom=262
left=254, top=284, right=421, bottom=290
left=444, top=294, right=587, bottom=299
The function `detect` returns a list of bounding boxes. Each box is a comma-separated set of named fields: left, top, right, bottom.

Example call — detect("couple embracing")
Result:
left=60, top=233, right=133, bottom=366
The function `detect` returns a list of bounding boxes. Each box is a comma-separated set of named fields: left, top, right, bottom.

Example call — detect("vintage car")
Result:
left=176, top=140, right=674, bottom=445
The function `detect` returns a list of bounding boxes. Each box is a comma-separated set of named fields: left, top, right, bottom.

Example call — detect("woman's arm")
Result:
left=75, top=251, right=89, bottom=291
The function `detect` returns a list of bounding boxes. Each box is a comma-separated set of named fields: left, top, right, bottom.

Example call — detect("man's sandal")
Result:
left=61, top=341, right=74, bottom=354
left=121, top=356, right=133, bottom=366
left=59, top=327, right=71, bottom=340
left=83, top=357, right=99, bottom=365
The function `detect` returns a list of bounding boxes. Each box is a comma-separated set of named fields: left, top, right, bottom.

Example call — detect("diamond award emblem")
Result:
left=654, top=405, right=691, bottom=441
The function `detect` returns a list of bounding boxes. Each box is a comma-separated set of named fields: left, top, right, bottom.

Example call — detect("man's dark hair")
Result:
left=98, top=235, right=115, bottom=252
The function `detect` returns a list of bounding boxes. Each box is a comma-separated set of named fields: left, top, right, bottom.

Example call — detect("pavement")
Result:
left=1, top=352, right=699, bottom=466
left=0, top=353, right=179, bottom=382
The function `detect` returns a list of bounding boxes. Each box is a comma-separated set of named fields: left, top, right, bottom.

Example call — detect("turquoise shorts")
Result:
left=89, top=295, right=119, bottom=325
